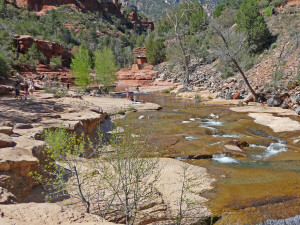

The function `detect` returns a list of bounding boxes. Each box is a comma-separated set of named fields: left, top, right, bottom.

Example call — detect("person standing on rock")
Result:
left=126, top=87, right=130, bottom=100
left=29, top=79, right=35, bottom=95
left=14, top=79, right=21, bottom=100
left=24, top=81, right=29, bottom=94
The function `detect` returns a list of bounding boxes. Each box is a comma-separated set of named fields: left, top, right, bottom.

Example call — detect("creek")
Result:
left=120, top=93, right=300, bottom=224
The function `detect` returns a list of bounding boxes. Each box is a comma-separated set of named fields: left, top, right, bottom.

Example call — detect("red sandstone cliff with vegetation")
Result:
left=8, top=0, right=122, bottom=16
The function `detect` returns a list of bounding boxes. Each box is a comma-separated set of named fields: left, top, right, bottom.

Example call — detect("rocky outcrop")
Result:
left=0, top=92, right=108, bottom=200
left=0, top=187, right=17, bottom=204
left=13, top=35, right=72, bottom=62
left=8, top=0, right=122, bottom=16
left=0, top=127, right=13, bottom=135
left=116, top=65, right=158, bottom=86
left=0, top=134, right=13, bottom=148
left=128, top=11, right=154, bottom=31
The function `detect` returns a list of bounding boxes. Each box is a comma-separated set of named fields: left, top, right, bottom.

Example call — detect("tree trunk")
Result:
left=176, top=34, right=190, bottom=85
left=231, top=58, right=258, bottom=101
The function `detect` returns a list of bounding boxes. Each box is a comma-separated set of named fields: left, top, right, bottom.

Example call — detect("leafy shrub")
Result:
left=213, top=5, right=224, bottom=18
left=145, top=34, right=166, bottom=65
left=0, top=51, right=10, bottom=78
left=264, top=7, right=272, bottom=16
left=50, top=56, right=62, bottom=70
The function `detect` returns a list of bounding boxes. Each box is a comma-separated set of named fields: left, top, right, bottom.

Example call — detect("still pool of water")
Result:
left=121, top=93, right=300, bottom=224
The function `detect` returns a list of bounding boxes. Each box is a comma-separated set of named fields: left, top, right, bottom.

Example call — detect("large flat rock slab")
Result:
left=248, top=113, right=300, bottom=132
left=83, top=96, right=162, bottom=114
left=0, top=203, right=116, bottom=225
left=231, top=106, right=297, bottom=116
left=156, top=158, right=213, bottom=220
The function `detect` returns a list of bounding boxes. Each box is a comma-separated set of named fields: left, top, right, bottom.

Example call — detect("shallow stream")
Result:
left=121, top=93, right=300, bottom=224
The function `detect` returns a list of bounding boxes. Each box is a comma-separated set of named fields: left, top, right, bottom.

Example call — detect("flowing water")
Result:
left=121, top=93, right=300, bottom=224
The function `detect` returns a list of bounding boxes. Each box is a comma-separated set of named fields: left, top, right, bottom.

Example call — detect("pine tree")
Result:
left=145, top=33, right=165, bottom=65
left=236, top=0, right=271, bottom=52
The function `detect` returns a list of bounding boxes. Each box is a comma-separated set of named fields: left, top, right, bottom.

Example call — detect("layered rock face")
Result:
left=8, top=0, right=122, bottom=16
left=0, top=93, right=107, bottom=200
left=116, top=65, right=158, bottom=86
left=13, top=35, right=71, bottom=62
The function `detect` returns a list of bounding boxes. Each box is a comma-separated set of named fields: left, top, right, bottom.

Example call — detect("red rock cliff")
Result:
left=13, top=35, right=71, bottom=61
left=8, top=0, right=122, bottom=16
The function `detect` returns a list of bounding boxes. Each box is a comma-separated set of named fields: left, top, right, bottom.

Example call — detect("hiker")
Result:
left=24, top=81, right=29, bottom=94
left=14, top=80, right=21, bottom=100
left=67, top=82, right=70, bottom=90
left=126, top=88, right=130, bottom=100
left=29, top=79, right=35, bottom=95
left=23, top=88, right=27, bottom=100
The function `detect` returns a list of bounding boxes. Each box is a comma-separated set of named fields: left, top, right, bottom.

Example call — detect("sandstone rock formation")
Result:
left=116, top=65, right=158, bottom=86
left=0, top=187, right=17, bottom=204
left=8, top=0, right=122, bottom=17
left=0, top=134, right=13, bottom=148
left=13, top=35, right=72, bottom=62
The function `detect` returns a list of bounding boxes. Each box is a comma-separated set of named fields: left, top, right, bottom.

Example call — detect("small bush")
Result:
left=264, top=7, right=272, bottom=16
left=50, top=56, right=62, bottom=70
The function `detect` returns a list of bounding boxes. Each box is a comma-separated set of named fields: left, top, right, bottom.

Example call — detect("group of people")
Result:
left=14, top=79, right=35, bottom=100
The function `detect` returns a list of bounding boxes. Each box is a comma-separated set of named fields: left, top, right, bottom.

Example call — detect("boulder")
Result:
left=281, top=101, right=289, bottom=109
left=233, top=92, right=240, bottom=100
left=0, top=187, right=17, bottom=204
left=0, top=86, right=11, bottom=96
left=296, top=107, right=300, bottom=115
left=0, top=134, right=13, bottom=148
left=224, top=144, right=243, bottom=152
left=226, top=140, right=249, bottom=148
left=244, top=95, right=254, bottom=103
left=0, top=127, right=13, bottom=135
left=15, top=123, right=34, bottom=129
left=292, top=94, right=300, bottom=104
left=267, top=97, right=282, bottom=107
left=225, top=92, right=233, bottom=100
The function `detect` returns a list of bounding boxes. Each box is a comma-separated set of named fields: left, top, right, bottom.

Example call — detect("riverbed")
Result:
left=120, top=93, right=300, bottom=224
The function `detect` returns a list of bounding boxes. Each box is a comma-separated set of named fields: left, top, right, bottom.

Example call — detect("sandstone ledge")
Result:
left=248, top=113, right=300, bottom=132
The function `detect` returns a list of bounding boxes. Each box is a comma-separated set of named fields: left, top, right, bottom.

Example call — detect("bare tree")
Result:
left=210, top=24, right=258, bottom=101
left=166, top=0, right=207, bottom=85
left=93, top=126, right=161, bottom=225
left=175, top=162, right=209, bottom=225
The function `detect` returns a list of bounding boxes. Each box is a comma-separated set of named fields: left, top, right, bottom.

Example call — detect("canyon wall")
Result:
left=8, top=0, right=122, bottom=16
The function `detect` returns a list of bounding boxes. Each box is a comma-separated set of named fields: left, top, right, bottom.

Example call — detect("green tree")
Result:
left=145, top=33, right=166, bottom=65
left=71, top=46, right=92, bottom=90
left=50, top=56, right=62, bottom=70
left=236, top=0, right=271, bottom=52
left=0, top=51, right=10, bottom=78
left=94, top=47, right=118, bottom=91
left=213, top=5, right=224, bottom=18
left=136, top=33, right=146, bottom=47
left=0, top=0, right=6, bottom=14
